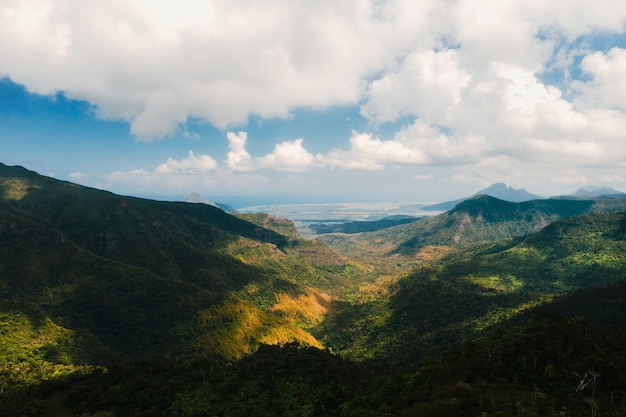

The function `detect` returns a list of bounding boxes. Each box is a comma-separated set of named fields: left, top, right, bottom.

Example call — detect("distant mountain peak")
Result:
left=185, top=192, right=217, bottom=206
left=474, top=183, right=541, bottom=202
left=423, top=182, right=542, bottom=211
left=571, top=186, right=625, bottom=197
left=184, top=192, right=235, bottom=212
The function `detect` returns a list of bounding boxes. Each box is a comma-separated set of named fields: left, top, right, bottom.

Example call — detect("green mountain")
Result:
left=318, top=194, right=626, bottom=273
left=0, top=162, right=366, bottom=365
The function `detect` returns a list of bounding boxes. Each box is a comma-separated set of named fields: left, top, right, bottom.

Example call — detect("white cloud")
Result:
left=0, top=0, right=437, bottom=140
left=257, top=138, right=316, bottom=172
left=318, top=130, right=434, bottom=170
left=225, top=131, right=254, bottom=171
left=68, top=171, right=86, bottom=179
left=574, top=48, right=626, bottom=111
left=96, top=161, right=269, bottom=198
left=361, top=48, right=470, bottom=124
left=6, top=0, right=626, bottom=198
left=155, top=150, right=218, bottom=174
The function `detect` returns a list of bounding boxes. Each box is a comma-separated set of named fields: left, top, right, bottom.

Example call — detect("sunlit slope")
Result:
left=441, top=211, right=626, bottom=293
left=0, top=162, right=365, bottom=362
left=316, top=211, right=626, bottom=365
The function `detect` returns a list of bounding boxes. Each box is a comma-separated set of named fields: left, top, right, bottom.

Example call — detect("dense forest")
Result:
left=2, top=162, right=626, bottom=416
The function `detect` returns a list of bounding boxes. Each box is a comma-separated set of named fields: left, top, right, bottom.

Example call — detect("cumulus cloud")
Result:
left=225, top=131, right=255, bottom=171
left=155, top=150, right=218, bottom=174
left=321, top=131, right=430, bottom=169
left=68, top=171, right=86, bottom=179
left=257, top=139, right=316, bottom=172
left=0, top=0, right=436, bottom=140
left=574, top=48, right=626, bottom=111
left=5, top=0, right=626, bottom=196
left=361, top=48, right=470, bottom=124
left=95, top=153, right=268, bottom=197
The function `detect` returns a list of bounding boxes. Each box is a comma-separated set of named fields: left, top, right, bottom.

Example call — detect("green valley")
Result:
left=2, top=162, right=626, bottom=416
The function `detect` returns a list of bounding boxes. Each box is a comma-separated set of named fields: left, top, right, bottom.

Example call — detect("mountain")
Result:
left=0, top=162, right=365, bottom=363
left=423, top=182, right=543, bottom=211
left=184, top=191, right=235, bottom=212
left=4, top=161, right=626, bottom=416
left=571, top=185, right=625, bottom=197
left=318, top=194, right=626, bottom=272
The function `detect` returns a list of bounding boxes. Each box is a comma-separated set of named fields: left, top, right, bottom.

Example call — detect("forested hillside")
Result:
left=0, top=163, right=365, bottom=363
left=2, top=162, right=626, bottom=416
left=316, top=211, right=626, bottom=366
left=318, top=194, right=626, bottom=273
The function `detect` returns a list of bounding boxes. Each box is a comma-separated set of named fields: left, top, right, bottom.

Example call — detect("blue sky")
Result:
left=2, top=1, right=626, bottom=205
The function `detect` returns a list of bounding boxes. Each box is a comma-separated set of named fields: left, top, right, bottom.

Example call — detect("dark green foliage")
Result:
left=171, top=343, right=396, bottom=417
left=315, top=277, right=543, bottom=365
left=4, top=316, right=626, bottom=417
left=317, top=212, right=626, bottom=368
left=395, top=314, right=626, bottom=416
left=531, top=281, right=626, bottom=326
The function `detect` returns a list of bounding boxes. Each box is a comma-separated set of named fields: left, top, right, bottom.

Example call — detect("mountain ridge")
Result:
left=317, top=194, right=626, bottom=272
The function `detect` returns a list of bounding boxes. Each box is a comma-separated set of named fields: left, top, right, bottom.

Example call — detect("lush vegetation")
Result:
left=3, top=162, right=626, bottom=416
left=316, top=211, right=626, bottom=365
left=3, top=314, right=626, bottom=416
left=0, top=163, right=368, bottom=363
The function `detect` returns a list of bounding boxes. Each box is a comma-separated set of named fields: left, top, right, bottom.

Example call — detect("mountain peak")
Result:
left=184, top=192, right=235, bottom=212
left=474, top=183, right=542, bottom=202
left=185, top=192, right=217, bottom=206
left=571, top=186, right=625, bottom=197
left=423, top=183, right=542, bottom=211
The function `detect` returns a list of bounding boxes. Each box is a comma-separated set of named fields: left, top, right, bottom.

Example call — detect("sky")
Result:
left=2, top=0, right=626, bottom=205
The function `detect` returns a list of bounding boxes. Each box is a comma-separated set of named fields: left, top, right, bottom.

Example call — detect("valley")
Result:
left=2, top=162, right=626, bottom=416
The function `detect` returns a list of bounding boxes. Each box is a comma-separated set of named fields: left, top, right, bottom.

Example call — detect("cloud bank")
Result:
left=3, top=0, right=626, bottom=197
